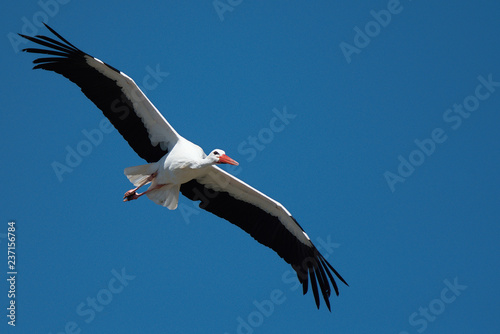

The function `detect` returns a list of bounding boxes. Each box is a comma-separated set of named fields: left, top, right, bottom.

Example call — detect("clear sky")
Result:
left=2, top=1, right=500, bottom=333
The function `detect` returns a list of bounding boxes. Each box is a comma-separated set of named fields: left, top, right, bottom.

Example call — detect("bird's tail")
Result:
left=124, top=163, right=158, bottom=187
left=124, top=163, right=180, bottom=210
left=146, top=184, right=180, bottom=210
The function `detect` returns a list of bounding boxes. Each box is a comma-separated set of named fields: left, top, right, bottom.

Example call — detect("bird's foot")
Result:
left=123, top=190, right=140, bottom=202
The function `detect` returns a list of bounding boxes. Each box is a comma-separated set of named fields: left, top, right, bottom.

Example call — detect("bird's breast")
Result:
left=155, top=150, right=205, bottom=185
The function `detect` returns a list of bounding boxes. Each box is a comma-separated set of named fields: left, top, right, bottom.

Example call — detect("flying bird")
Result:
left=20, top=24, right=347, bottom=310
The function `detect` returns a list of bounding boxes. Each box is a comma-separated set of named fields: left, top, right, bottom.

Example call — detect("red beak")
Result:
left=218, top=154, right=239, bottom=166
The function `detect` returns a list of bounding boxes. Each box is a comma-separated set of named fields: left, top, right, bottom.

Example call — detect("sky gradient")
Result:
left=2, top=1, right=500, bottom=333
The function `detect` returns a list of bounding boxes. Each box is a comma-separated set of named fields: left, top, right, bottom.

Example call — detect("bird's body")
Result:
left=155, top=140, right=220, bottom=185
left=20, top=24, right=347, bottom=311
left=125, top=138, right=238, bottom=209
left=156, top=140, right=205, bottom=185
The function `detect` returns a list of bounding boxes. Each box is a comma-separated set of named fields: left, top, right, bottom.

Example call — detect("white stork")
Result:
left=20, top=24, right=347, bottom=310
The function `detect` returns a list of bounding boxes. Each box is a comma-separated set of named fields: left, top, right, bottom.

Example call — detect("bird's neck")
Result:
left=194, top=157, right=217, bottom=169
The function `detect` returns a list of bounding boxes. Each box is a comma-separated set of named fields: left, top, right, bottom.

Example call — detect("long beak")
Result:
left=218, top=154, right=239, bottom=166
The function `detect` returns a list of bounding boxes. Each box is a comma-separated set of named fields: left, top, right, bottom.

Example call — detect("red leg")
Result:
left=123, top=172, right=158, bottom=201
left=123, top=182, right=167, bottom=202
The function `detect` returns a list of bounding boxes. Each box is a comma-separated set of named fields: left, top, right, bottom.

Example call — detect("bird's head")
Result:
left=208, top=149, right=239, bottom=166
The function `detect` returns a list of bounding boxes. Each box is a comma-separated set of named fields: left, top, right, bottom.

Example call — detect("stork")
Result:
left=20, top=24, right=347, bottom=310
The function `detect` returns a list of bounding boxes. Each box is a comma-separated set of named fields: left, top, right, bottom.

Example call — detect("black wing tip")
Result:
left=18, top=21, right=51, bottom=38
left=18, top=34, right=36, bottom=53
left=295, top=247, right=348, bottom=311
left=19, top=25, right=124, bottom=76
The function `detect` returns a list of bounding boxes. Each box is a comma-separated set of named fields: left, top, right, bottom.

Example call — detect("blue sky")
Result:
left=2, top=1, right=500, bottom=333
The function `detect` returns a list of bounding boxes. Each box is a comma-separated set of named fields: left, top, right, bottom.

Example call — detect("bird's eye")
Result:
left=213, top=151, right=219, bottom=156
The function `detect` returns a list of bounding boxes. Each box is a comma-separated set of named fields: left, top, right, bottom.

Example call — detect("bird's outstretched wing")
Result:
left=181, top=166, right=348, bottom=310
left=20, top=23, right=180, bottom=163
